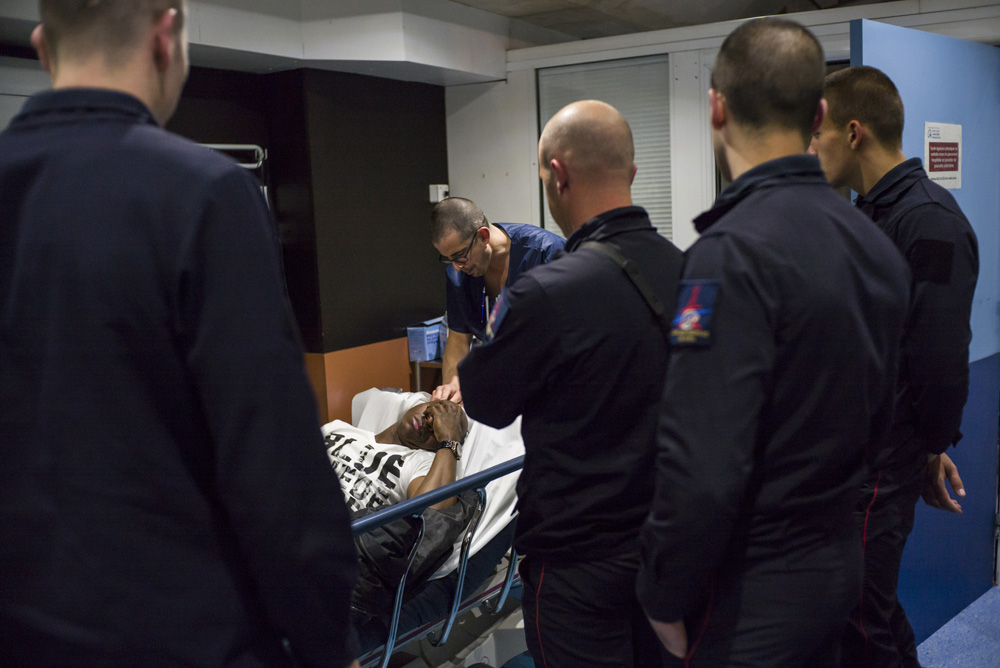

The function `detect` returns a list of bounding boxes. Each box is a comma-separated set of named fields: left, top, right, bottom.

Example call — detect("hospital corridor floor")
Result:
left=916, top=584, right=1000, bottom=668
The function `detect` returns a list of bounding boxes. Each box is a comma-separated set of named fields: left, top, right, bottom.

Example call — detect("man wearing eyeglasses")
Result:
left=429, top=197, right=564, bottom=403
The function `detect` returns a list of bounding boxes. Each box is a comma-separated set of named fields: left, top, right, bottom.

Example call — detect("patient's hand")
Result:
left=427, top=400, right=466, bottom=443
left=431, top=378, right=463, bottom=405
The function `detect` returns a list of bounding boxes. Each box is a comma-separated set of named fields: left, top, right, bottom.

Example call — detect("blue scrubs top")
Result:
left=445, top=222, right=564, bottom=340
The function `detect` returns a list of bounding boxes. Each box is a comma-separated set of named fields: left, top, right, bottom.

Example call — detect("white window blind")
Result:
left=537, top=55, right=671, bottom=239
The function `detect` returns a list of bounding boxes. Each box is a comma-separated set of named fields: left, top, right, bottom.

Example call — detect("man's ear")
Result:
left=549, top=158, right=568, bottom=195
left=31, top=25, right=52, bottom=73
left=847, top=120, right=863, bottom=150
left=152, top=8, right=179, bottom=72
left=813, top=98, right=828, bottom=134
left=709, top=89, right=726, bottom=131
left=629, top=164, right=637, bottom=186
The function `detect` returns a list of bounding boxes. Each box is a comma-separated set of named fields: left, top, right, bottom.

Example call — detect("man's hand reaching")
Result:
left=922, top=452, right=965, bottom=513
left=431, top=378, right=462, bottom=405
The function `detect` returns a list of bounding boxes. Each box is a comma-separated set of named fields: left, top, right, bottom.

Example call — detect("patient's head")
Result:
left=378, top=400, right=469, bottom=451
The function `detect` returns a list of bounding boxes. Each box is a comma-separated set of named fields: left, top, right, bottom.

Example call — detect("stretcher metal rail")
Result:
left=352, top=455, right=524, bottom=668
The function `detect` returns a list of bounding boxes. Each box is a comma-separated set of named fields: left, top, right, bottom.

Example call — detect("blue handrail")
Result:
left=351, top=455, right=524, bottom=536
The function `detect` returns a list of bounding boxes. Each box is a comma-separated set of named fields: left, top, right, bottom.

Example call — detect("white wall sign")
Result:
left=924, top=122, right=962, bottom=189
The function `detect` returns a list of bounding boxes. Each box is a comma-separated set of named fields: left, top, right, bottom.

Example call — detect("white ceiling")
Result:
left=447, top=0, right=888, bottom=39
left=0, top=0, right=893, bottom=49
left=0, top=0, right=936, bottom=86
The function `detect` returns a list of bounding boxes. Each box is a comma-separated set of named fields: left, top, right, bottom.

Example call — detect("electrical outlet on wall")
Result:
left=429, top=184, right=450, bottom=203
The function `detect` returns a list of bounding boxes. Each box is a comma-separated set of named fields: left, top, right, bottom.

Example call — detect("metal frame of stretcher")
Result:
left=353, top=455, right=525, bottom=668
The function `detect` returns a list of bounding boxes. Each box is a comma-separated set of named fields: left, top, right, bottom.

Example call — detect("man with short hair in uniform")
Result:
left=809, top=65, right=979, bottom=668
left=460, top=100, right=684, bottom=667
left=429, top=197, right=563, bottom=404
left=0, top=2, right=358, bottom=666
left=636, top=19, right=911, bottom=668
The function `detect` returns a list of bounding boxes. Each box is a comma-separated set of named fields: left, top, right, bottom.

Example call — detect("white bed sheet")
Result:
left=349, top=388, right=523, bottom=579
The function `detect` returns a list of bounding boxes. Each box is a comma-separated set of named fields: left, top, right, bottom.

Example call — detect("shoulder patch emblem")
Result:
left=486, top=292, right=509, bottom=341
left=671, top=280, right=719, bottom=347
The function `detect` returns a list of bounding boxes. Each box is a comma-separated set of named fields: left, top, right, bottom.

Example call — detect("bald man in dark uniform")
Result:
left=461, top=100, right=683, bottom=668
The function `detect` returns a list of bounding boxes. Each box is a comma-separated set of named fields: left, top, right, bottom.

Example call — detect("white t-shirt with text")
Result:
left=322, top=420, right=435, bottom=514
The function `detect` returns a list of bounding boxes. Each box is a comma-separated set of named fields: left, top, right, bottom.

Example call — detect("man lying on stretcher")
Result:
left=324, top=400, right=468, bottom=513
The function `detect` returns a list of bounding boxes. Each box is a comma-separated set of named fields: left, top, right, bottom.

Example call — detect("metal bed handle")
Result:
left=353, top=455, right=524, bottom=666
left=481, top=546, right=520, bottom=614
left=201, top=143, right=267, bottom=170
left=374, top=514, right=426, bottom=668
left=427, top=487, right=488, bottom=647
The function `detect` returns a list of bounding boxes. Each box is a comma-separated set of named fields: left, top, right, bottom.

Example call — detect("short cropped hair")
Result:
left=712, top=18, right=825, bottom=141
left=40, top=0, right=185, bottom=66
left=430, top=197, right=489, bottom=243
left=824, top=66, right=904, bottom=151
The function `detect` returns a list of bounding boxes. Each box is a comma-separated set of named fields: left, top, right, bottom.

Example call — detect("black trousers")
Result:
left=518, top=552, right=667, bottom=668
left=840, top=461, right=924, bottom=668
left=680, top=539, right=859, bottom=668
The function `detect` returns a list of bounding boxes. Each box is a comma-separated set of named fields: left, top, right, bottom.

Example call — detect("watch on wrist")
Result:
left=438, top=439, right=462, bottom=460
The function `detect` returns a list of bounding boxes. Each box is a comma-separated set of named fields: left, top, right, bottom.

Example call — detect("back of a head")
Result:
left=40, top=0, right=185, bottom=67
left=539, top=100, right=634, bottom=183
left=430, top=197, right=487, bottom=242
left=712, top=18, right=825, bottom=141
left=824, top=65, right=904, bottom=151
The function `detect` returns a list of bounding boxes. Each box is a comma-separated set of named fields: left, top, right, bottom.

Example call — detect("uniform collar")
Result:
left=854, top=157, right=925, bottom=209
left=564, top=206, right=652, bottom=251
left=694, top=154, right=827, bottom=233
left=15, top=88, right=158, bottom=128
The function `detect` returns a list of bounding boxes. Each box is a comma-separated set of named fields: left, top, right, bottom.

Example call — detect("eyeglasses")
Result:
left=437, top=228, right=483, bottom=266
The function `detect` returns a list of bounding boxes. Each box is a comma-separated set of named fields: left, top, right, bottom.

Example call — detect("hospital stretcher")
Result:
left=343, top=390, right=526, bottom=668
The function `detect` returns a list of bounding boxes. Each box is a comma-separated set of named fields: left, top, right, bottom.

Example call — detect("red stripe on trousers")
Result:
left=859, top=470, right=882, bottom=667
left=535, top=562, right=549, bottom=668
left=685, top=578, right=715, bottom=668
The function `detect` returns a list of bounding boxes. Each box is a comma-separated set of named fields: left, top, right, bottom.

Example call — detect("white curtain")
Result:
left=537, top=55, right=672, bottom=239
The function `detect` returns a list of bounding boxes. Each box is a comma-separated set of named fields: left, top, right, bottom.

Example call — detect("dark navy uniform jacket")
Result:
left=637, top=156, right=910, bottom=624
left=459, top=207, right=683, bottom=562
left=856, top=158, right=978, bottom=471
left=446, top=222, right=564, bottom=341
left=0, top=90, right=357, bottom=668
